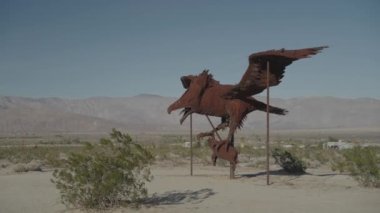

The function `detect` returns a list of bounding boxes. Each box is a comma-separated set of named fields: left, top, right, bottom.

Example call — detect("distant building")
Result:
left=282, top=144, right=293, bottom=149
left=324, top=140, right=353, bottom=150
left=182, top=141, right=191, bottom=148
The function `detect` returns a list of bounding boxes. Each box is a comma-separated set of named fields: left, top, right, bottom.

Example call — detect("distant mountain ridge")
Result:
left=0, top=95, right=379, bottom=136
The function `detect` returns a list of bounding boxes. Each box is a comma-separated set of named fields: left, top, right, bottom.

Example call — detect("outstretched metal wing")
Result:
left=224, top=46, right=328, bottom=99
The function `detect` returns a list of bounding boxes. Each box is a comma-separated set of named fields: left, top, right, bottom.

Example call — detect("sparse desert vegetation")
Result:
left=331, top=146, right=380, bottom=187
left=1, top=133, right=379, bottom=184
left=51, top=129, right=154, bottom=209
left=272, top=147, right=307, bottom=174
left=0, top=145, right=81, bottom=171
left=1, top=131, right=380, bottom=212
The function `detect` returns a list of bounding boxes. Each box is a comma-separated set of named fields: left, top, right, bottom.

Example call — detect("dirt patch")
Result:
left=0, top=165, right=379, bottom=213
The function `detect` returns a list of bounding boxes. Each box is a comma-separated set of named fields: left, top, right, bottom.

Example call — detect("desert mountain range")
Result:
left=0, top=94, right=379, bottom=136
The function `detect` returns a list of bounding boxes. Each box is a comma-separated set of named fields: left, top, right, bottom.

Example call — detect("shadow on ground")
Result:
left=144, top=188, right=215, bottom=206
left=238, top=169, right=339, bottom=185
left=238, top=169, right=305, bottom=178
left=238, top=169, right=312, bottom=184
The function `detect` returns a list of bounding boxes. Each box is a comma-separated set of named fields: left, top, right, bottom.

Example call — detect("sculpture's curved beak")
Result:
left=167, top=99, right=185, bottom=114
left=167, top=101, right=192, bottom=125
left=167, top=89, right=192, bottom=114
left=179, top=108, right=192, bottom=124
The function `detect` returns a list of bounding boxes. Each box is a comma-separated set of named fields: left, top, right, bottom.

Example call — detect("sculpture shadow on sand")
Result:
left=143, top=188, right=216, bottom=206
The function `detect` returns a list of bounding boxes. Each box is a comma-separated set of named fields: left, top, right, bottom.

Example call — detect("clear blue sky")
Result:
left=1, top=0, right=379, bottom=99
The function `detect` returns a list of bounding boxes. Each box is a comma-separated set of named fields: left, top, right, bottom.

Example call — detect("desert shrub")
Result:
left=299, top=143, right=341, bottom=166
left=0, top=145, right=79, bottom=167
left=272, top=148, right=307, bottom=174
left=331, top=146, right=380, bottom=187
left=51, top=129, right=154, bottom=209
left=13, top=160, right=43, bottom=173
left=13, top=164, right=28, bottom=172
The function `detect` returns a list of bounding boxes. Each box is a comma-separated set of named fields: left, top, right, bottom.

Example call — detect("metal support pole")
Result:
left=266, top=61, right=270, bottom=185
left=190, top=114, right=193, bottom=176
left=230, top=134, right=235, bottom=180
left=205, top=115, right=222, bottom=141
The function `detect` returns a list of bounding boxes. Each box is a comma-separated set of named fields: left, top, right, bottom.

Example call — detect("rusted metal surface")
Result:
left=168, top=46, right=328, bottom=149
left=168, top=46, right=327, bottom=178
left=205, top=115, right=235, bottom=178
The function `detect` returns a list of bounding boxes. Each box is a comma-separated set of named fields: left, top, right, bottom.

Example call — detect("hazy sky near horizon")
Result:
left=1, top=0, right=379, bottom=99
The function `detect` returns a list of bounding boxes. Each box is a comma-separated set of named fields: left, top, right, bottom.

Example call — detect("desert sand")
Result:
left=1, top=165, right=380, bottom=213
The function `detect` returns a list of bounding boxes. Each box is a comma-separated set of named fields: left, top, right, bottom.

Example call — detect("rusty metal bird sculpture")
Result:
left=167, top=46, right=328, bottom=150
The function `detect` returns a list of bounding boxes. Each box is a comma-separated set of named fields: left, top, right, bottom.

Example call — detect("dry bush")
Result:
left=272, top=148, right=307, bottom=174
left=13, top=160, right=43, bottom=173
left=51, top=129, right=154, bottom=210
left=0, top=145, right=80, bottom=168
left=13, top=164, right=28, bottom=173
left=331, top=146, right=380, bottom=187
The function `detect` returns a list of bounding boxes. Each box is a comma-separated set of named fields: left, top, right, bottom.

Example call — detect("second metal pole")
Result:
left=190, top=113, right=193, bottom=176
left=266, top=61, right=270, bottom=185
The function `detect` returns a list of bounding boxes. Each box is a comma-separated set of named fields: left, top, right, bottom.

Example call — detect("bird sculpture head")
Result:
left=167, top=70, right=216, bottom=123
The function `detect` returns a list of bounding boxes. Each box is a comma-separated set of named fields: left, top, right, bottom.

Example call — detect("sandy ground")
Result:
left=1, top=165, right=380, bottom=213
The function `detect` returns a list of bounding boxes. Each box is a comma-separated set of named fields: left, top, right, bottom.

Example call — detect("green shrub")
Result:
left=0, top=145, right=79, bottom=167
left=51, top=129, right=154, bottom=209
left=13, top=160, right=43, bottom=173
left=331, top=146, right=380, bottom=187
left=272, top=148, right=307, bottom=174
